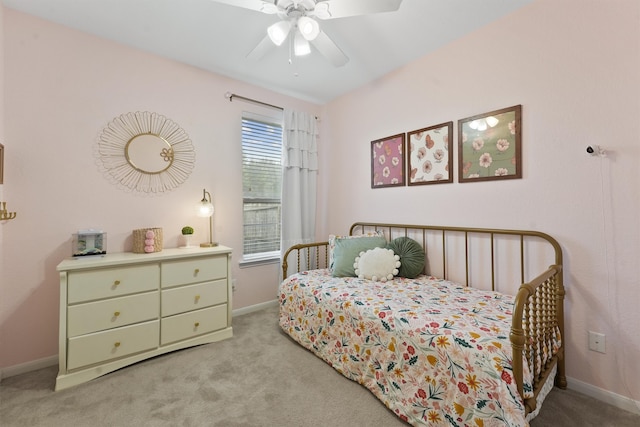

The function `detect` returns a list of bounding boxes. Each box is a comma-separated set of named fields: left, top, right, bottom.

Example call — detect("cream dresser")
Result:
left=55, top=246, right=232, bottom=391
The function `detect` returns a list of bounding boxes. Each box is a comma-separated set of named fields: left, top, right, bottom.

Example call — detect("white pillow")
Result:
left=354, top=247, right=401, bottom=282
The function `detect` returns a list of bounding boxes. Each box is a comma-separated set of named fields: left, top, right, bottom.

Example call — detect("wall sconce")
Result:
left=0, top=201, right=17, bottom=221
left=197, top=189, right=217, bottom=247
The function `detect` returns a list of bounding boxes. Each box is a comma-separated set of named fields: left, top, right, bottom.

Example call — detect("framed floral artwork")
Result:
left=458, top=105, right=522, bottom=183
left=371, top=133, right=405, bottom=188
left=407, top=122, right=453, bottom=186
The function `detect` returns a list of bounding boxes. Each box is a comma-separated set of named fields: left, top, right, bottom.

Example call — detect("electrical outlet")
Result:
left=588, top=331, right=606, bottom=353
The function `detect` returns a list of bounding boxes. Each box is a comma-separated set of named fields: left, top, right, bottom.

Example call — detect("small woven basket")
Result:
left=132, top=227, right=163, bottom=254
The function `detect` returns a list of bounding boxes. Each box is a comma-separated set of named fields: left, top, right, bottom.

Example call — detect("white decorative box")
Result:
left=72, top=229, right=107, bottom=257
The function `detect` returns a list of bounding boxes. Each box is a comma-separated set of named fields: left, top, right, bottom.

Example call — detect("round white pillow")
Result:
left=354, top=247, right=401, bottom=282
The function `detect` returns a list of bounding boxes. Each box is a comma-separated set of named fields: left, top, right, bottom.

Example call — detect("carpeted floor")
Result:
left=1, top=304, right=639, bottom=426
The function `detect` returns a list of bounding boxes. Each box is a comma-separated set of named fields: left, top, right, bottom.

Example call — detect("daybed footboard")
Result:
left=280, top=222, right=566, bottom=418
left=511, top=264, right=567, bottom=414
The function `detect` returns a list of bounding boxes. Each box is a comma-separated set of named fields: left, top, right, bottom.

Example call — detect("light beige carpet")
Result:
left=1, top=304, right=639, bottom=426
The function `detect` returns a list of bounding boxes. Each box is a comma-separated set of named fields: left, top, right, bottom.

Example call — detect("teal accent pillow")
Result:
left=328, top=231, right=384, bottom=269
left=386, top=237, right=425, bottom=278
left=331, top=235, right=387, bottom=277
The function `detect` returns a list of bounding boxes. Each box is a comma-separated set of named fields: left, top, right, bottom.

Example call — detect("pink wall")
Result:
left=320, top=0, right=639, bottom=404
left=2, top=0, right=639, bottom=410
left=0, top=9, right=320, bottom=369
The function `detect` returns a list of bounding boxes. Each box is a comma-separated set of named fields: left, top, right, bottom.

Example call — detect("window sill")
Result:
left=239, top=254, right=281, bottom=269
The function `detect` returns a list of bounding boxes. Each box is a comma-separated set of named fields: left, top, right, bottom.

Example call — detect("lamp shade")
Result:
left=267, top=20, right=292, bottom=46
left=197, top=200, right=214, bottom=217
left=197, top=189, right=214, bottom=217
left=196, top=188, right=217, bottom=247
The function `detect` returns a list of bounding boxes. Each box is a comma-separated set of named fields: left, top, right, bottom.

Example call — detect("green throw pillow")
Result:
left=386, top=237, right=425, bottom=278
left=331, top=235, right=387, bottom=277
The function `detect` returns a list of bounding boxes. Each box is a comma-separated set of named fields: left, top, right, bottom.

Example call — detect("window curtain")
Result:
left=280, top=109, right=318, bottom=271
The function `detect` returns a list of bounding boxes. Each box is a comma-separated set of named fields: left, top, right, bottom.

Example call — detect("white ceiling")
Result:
left=2, top=0, right=532, bottom=104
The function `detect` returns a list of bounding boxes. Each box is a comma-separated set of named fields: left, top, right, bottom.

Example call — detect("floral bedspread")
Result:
left=279, top=270, right=537, bottom=427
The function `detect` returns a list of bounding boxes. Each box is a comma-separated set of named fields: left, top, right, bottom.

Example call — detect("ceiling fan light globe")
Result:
left=294, top=32, right=311, bottom=56
left=267, top=20, right=291, bottom=46
left=298, top=16, right=320, bottom=40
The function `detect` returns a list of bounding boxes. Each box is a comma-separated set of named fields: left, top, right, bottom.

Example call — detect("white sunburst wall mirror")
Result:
left=96, top=111, right=196, bottom=194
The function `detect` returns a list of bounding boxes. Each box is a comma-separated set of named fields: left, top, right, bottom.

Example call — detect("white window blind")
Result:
left=241, top=116, right=283, bottom=257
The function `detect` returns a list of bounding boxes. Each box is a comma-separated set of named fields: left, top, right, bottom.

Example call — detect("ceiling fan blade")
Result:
left=310, top=30, right=349, bottom=67
left=246, top=35, right=276, bottom=60
left=313, top=0, right=402, bottom=19
left=209, top=0, right=278, bottom=14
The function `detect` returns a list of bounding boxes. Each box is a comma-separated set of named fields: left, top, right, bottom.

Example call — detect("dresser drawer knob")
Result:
left=114, top=342, right=121, bottom=348
left=194, top=295, right=201, bottom=303
left=113, top=280, right=121, bottom=286
left=194, top=268, right=200, bottom=276
left=114, top=311, right=121, bottom=317
left=194, top=322, right=200, bottom=328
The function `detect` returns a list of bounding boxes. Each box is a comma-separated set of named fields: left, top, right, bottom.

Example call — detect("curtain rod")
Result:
left=225, top=92, right=283, bottom=111
left=225, top=92, right=318, bottom=120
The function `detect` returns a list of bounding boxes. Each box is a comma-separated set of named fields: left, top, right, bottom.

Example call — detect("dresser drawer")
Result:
left=161, top=256, right=227, bottom=288
left=161, top=280, right=227, bottom=317
left=67, top=320, right=159, bottom=370
left=68, top=264, right=159, bottom=304
left=68, top=292, right=159, bottom=337
left=160, top=305, right=227, bottom=345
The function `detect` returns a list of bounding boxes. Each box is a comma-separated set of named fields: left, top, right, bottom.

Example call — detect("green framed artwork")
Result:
left=458, top=105, right=522, bottom=183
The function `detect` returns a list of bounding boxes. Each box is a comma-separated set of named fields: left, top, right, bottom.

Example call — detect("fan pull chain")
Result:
left=288, top=34, right=293, bottom=64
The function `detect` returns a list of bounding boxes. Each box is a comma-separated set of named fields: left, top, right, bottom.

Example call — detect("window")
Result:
left=241, top=115, right=283, bottom=261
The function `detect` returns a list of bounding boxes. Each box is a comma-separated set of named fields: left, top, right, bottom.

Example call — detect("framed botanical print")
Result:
left=371, top=133, right=405, bottom=188
left=458, top=105, right=522, bottom=183
left=407, top=122, right=453, bottom=185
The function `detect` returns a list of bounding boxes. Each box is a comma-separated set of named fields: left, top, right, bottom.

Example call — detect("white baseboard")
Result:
left=567, top=376, right=640, bottom=416
left=232, top=299, right=278, bottom=317
left=1, top=355, right=58, bottom=381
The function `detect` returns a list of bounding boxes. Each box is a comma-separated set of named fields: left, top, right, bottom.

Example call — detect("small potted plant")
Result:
left=181, top=226, right=194, bottom=248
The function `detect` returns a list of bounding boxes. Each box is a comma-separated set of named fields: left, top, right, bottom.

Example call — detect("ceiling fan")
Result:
left=211, top=0, right=403, bottom=67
